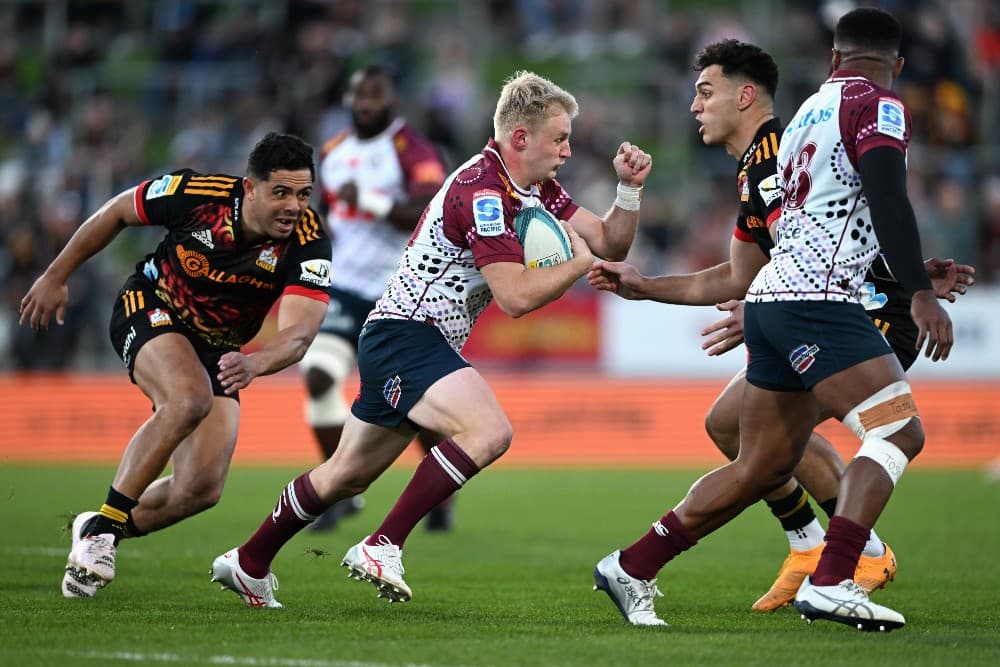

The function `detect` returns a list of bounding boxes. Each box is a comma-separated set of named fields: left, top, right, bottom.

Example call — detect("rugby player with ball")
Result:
left=211, top=70, right=652, bottom=608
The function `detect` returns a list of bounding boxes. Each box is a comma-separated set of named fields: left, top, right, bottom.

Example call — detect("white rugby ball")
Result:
left=513, top=206, right=573, bottom=268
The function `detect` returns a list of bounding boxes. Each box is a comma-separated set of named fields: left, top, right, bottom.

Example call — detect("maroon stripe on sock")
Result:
left=619, top=510, right=698, bottom=581
left=811, top=515, right=869, bottom=586
left=240, top=471, right=327, bottom=578
left=367, top=438, right=480, bottom=548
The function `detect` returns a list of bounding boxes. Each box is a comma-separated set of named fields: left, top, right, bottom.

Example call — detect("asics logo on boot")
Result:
left=616, top=576, right=644, bottom=610
left=361, top=545, right=384, bottom=577
left=234, top=571, right=266, bottom=608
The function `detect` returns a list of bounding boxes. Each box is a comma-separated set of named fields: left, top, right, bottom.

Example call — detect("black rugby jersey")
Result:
left=131, top=169, right=332, bottom=348
left=734, top=117, right=783, bottom=255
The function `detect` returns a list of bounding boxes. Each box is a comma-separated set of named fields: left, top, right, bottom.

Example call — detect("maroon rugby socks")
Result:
left=367, top=438, right=479, bottom=548
left=240, top=471, right=326, bottom=578
left=811, top=515, right=869, bottom=586
left=619, top=510, right=698, bottom=581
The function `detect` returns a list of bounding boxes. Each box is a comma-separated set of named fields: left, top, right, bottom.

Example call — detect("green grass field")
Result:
left=2, top=465, right=998, bottom=666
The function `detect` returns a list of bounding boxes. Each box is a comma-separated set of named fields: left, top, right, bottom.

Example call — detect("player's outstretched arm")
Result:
left=588, top=237, right=767, bottom=305
left=217, top=294, right=328, bottom=394
left=19, top=187, right=142, bottom=332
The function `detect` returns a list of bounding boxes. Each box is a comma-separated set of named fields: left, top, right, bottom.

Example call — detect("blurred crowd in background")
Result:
left=1, top=0, right=997, bottom=371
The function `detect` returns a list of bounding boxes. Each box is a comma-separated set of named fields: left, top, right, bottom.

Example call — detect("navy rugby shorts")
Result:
left=745, top=300, right=893, bottom=392
left=109, top=274, right=239, bottom=400
left=352, top=318, right=471, bottom=428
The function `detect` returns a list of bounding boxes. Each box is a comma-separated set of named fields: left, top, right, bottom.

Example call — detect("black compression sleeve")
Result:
left=857, top=146, right=932, bottom=294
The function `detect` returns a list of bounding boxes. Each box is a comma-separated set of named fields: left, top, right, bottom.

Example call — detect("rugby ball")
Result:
left=513, top=206, right=573, bottom=269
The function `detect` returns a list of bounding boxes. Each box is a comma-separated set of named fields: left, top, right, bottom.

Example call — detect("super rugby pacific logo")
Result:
left=383, top=375, right=402, bottom=409
left=789, top=343, right=820, bottom=374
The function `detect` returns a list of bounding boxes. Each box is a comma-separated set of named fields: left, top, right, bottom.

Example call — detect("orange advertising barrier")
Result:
left=0, top=373, right=997, bottom=467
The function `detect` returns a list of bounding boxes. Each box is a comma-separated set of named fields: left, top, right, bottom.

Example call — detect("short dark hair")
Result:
left=353, top=63, right=397, bottom=88
left=246, top=132, right=315, bottom=181
left=834, top=7, right=901, bottom=55
left=694, top=39, right=778, bottom=100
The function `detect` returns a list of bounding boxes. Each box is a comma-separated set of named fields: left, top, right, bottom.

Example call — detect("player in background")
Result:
left=589, top=8, right=952, bottom=631
left=589, top=40, right=973, bottom=613
left=18, top=133, right=332, bottom=599
left=211, top=70, right=652, bottom=608
left=301, top=65, right=453, bottom=532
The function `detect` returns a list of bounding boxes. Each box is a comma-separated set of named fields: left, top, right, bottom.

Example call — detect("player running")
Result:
left=210, top=71, right=653, bottom=609
left=19, top=133, right=332, bottom=599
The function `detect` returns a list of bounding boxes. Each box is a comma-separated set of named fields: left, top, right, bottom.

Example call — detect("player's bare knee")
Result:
left=843, top=381, right=921, bottom=485
left=160, top=393, right=212, bottom=432
left=470, top=418, right=513, bottom=464
left=185, top=476, right=225, bottom=513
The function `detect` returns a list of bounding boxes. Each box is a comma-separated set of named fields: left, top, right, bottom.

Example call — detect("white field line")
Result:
left=52, top=651, right=451, bottom=667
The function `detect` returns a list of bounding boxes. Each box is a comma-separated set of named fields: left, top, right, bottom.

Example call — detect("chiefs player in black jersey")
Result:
left=20, top=132, right=333, bottom=600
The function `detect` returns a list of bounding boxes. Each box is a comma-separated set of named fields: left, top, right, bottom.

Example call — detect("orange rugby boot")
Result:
left=751, top=543, right=824, bottom=612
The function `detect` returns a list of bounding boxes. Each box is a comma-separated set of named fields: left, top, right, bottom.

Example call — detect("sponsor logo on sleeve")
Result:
left=299, top=259, right=332, bottom=287
left=473, top=189, right=504, bottom=236
left=148, top=308, right=173, bottom=328
left=757, top=173, right=783, bottom=205
left=876, top=98, right=905, bottom=140
left=147, top=174, right=182, bottom=200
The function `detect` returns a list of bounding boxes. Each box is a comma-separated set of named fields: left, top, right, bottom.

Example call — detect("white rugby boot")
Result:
left=593, top=550, right=667, bottom=626
left=210, top=549, right=282, bottom=609
left=794, top=576, right=905, bottom=632
left=62, top=511, right=115, bottom=598
left=342, top=535, right=412, bottom=602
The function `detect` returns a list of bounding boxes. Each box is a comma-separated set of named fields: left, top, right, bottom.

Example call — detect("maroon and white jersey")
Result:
left=747, top=70, right=911, bottom=304
left=318, top=118, right=446, bottom=300
left=367, top=138, right=579, bottom=351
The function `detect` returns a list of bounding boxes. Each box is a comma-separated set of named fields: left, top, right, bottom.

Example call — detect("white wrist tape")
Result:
left=614, top=183, right=642, bottom=211
left=357, top=188, right=394, bottom=218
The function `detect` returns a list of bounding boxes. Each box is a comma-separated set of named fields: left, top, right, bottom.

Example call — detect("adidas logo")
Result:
left=192, top=229, right=214, bottom=249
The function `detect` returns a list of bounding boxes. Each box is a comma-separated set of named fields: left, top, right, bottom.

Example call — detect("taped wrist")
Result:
left=614, top=183, right=642, bottom=211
